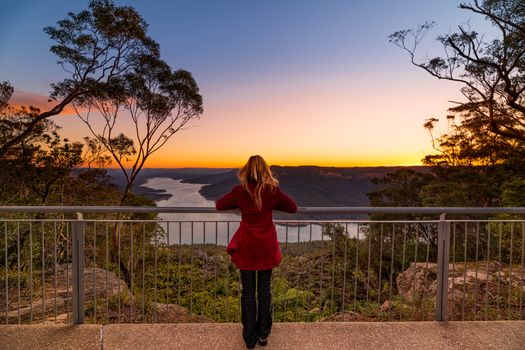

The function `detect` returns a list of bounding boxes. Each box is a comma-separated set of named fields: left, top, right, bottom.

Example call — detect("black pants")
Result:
left=240, top=269, right=273, bottom=347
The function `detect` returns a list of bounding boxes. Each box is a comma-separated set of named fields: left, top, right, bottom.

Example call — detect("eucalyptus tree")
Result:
left=73, top=55, right=203, bottom=206
left=0, top=0, right=159, bottom=156
left=385, top=0, right=525, bottom=209
left=0, top=82, right=56, bottom=158
left=389, top=0, right=525, bottom=142
left=72, top=53, right=203, bottom=285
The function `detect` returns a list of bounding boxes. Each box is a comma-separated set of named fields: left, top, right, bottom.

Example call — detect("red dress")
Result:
left=215, top=183, right=298, bottom=271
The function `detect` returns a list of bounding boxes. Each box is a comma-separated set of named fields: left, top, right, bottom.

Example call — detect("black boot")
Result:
left=258, top=336, right=268, bottom=347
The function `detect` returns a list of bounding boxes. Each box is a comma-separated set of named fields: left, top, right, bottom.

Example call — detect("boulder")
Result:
left=396, top=261, right=525, bottom=305
left=5, top=264, right=130, bottom=323
left=380, top=300, right=393, bottom=312
left=396, top=262, right=437, bottom=303
left=53, top=264, right=131, bottom=299
left=154, top=302, right=214, bottom=323
left=321, top=311, right=361, bottom=321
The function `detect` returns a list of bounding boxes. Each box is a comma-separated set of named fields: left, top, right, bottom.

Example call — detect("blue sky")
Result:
left=0, top=1, right=495, bottom=167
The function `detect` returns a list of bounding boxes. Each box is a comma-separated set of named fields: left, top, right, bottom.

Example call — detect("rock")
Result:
left=6, top=297, right=66, bottom=322
left=321, top=311, right=360, bottom=321
left=396, top=261, right=525, bottom=305
left=4, top=264, right=216, bottom=324
left=396, top=263, right=437, bottom=303
left=53, top=264, right=131, bottom=299
left=154, top=302, right=214, bottom=323
left=44, top=313, right=68, bottom=324
left=380, top=300, right=393, bottom=312
left=5, top=264, right=130, bottom=323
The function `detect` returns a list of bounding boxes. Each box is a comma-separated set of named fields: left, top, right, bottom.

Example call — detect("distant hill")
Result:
left=106, top=166, right=429, bottom=207
left=197, top=166, right=429, bottom=207
left=181, top=169, right=238, bottom=186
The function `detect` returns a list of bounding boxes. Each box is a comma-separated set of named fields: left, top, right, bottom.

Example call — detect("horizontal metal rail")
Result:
left=0, top=206, right=525, bottom=214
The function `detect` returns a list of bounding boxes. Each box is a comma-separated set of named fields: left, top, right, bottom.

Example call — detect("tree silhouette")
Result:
left=389, top=0, right=525, bottom=142
left=0, top=0, right=158, bottom=156
left=73, top=56, right=203, bottom=206
left=72, top=52, right=203, bottom=286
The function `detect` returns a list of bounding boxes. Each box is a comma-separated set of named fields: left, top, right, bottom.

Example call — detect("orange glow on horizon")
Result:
left=21, top=70, right=453, bottom=170
left=112, top=152, right=425, bottom=169
left=11, top=90, right=80, bottom=116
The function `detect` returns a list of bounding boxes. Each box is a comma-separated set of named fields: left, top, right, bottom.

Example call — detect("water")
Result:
left=141, top=177, right=358, bottom=245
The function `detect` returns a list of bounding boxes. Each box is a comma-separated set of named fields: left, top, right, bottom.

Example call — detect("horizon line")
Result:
left=88, top=164, right=428, bottom=170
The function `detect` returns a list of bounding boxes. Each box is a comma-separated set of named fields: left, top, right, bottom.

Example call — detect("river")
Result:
left=141, top=177, right=358, bottom=245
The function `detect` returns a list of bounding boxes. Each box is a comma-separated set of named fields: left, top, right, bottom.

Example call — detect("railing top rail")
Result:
left=0, top=206, right=525, bottom=214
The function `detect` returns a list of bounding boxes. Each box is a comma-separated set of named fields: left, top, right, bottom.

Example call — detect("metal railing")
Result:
left=1, top=207, right=524, bottom=324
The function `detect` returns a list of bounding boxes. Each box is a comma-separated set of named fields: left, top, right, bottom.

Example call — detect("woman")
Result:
left=215, top=155, right=297, bottom=349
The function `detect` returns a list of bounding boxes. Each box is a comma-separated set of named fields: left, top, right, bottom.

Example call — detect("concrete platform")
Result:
left=0, top=324, right=101, bottom=350
left=1, top=321, right=524, bottom=350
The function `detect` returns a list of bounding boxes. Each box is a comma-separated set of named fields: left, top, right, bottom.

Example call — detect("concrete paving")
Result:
left=1, top=321, right=524, bottom=350
left=0, top=324, right=101, bottom=350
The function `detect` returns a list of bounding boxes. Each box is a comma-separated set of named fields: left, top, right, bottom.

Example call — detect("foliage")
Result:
left=367, top=99, right=525, bottom=213
left=0, top=125, right=120, bottom=208
left=389, top=0, right=525, bottom=143
left=0, top=0, right=203, bottom=287
left=383, top=0, right=525, bottom=213
left=0, top=82, right=56, bottom=162
left=501, top=178, right=525, bottom=206
left=419, top=112, right=525, bottom=208
left=72, top=37, right=203, bottom=206
left=0, top=0, right=160, bottom=156
left=367, top=169, right=434, bottom=214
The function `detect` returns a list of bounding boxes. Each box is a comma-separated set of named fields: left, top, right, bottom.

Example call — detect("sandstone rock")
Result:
left=321, top=311, right=360, bottom=321
left=396, top=263, right=437, bottom=303
left=6, top=297, right=66, bottom=322
left=396, top=261, right=525, bottom=305
left=53, top=264, right=131, bottom=299
left=44, top=313, right=68, bottom=324
left=380, top=300, right=393, bottom=312
left=5, top=264, right=130, bottom=323
left=154, top=302, right=214, bottom=323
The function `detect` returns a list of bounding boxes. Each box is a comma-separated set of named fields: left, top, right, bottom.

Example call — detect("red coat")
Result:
left=215, top=183, right=298, bottom=271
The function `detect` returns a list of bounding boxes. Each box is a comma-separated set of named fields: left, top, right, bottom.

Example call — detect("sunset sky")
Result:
left=0, top=1, right=493, bottom=168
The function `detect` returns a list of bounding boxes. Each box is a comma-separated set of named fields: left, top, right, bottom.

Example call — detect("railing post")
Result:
left=72, top=212, right=85, bottom=324
left=435, top=213, right=450, bottom=321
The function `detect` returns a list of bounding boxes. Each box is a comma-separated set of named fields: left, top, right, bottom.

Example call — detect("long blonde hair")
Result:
left=238, top=155, right=279, bottom=210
